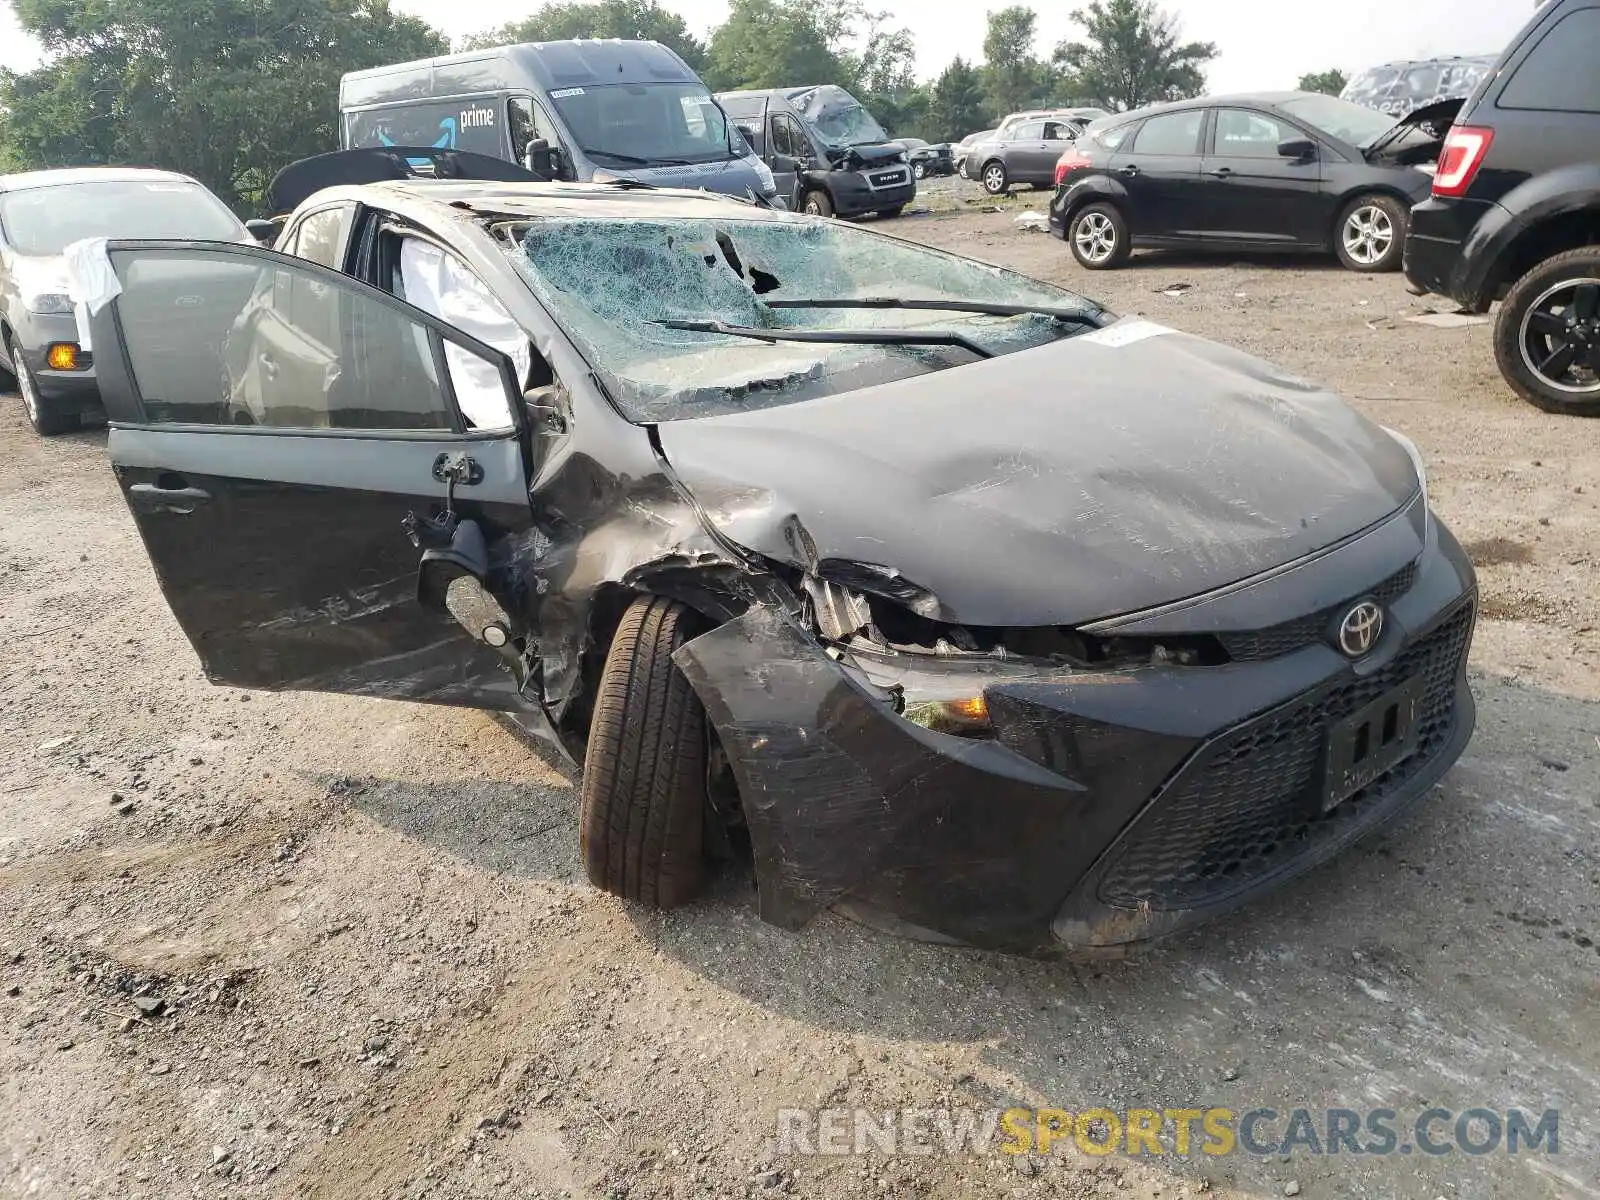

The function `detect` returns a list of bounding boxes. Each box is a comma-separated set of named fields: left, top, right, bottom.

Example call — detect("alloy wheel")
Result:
left=983, top=165, right=1006, bottom=193
left=1518, top=278, right=1600, bottom=395
left=1342, top=204, right=1394, bottom=267
left=1074, top=212, right=1117, bottom=264
left=12, top=342, right=39, bottom=425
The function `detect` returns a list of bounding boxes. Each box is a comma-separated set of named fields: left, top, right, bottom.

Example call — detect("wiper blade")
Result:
left=587, top=150, right=655, bottom=165
left=768, top=296, right=1096, bottom=324
left=658, top=319, right=994, bottom=359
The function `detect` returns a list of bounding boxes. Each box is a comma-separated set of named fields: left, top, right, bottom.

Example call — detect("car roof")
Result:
left=1103, top=91, right=1324, bottom=123
left=299, top=178, right=787, bottom=226
left=340, top=39, right=697, bottom=108
left=0, top=166, right=200, bottom=194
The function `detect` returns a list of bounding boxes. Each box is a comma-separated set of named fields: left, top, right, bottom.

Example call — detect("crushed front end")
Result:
left=674, top=510, right=1476, bottom=957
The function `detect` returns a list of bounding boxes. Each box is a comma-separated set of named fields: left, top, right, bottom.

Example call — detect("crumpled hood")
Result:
left=655, top=320, right=1420, bottom=627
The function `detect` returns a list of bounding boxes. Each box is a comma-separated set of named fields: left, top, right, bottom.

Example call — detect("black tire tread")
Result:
left=580, top=595, right=707, bottom=908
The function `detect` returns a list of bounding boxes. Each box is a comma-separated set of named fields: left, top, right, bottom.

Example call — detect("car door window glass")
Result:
left=397, top=238, right=524, bottom=432
left=1214, top=109, right=1295, bottom=158
left=1130, top=110, right=1204, bottom=155
left=509, top=97, right=567, bottom=162
left=110, top=248, right=493, bottom=431
left=770, top=114, right=808, bottom=159
left=289, top=206, right=352, bottom=270
left=1095, top=123, right=1136, bottom=151
left=1497, top=9, right=1600, bottom=113
left=1042, top=121, right=1069, bottom=142
left=1009, top=120, right=1045, bottom=141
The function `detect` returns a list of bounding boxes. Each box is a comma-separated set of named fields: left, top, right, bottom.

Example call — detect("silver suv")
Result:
left=0, top=168, right=246, bottom=435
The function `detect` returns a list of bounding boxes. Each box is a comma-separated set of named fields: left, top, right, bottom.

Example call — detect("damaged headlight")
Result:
left=903, top=695, right=992, bottom=736
left=1383, top=426, right=1429, bottom=512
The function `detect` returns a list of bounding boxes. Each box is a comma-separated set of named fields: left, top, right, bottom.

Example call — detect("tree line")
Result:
left=0, top=0, right=1351, bottom=215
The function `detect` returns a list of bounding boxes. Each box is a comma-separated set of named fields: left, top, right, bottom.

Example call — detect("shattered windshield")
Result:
left=504, top=215, right=1100, bottom=423
left=790, top=86, right=890, bottom=148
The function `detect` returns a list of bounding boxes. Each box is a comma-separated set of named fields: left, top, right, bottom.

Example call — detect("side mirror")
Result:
left=770, top=153, right=799, bottom=173
left=1278, top=138, right=1317, bottom=161
left=523, top=138, right=558, bottom=180
left=245, top=219, right=280, bottom=245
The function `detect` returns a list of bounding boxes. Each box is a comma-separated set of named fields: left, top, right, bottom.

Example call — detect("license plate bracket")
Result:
left=1322, top=675, right=1427, bottom=812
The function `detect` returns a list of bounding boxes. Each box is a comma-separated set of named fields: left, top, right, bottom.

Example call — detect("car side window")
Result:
left=1213, top=109, right=1295, bottom=157
left=1497, top=9, right=1600, bottom=113
left=1096, top=123, right=1136, bottom=151
left=1042, top=121, right=1070, bottom=142
left=509, top=96, right=565, bottom=156
left=287, top=206, right=352, bottom=271
left=771, top=114, right=808, bottom=159
left=1010, top=120, right=1045, bottom=141
left=110, top=247, right=501, bottom=432
left=1129, top=110, right=1204, bottom=155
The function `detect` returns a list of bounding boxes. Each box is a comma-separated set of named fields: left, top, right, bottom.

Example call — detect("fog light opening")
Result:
left=46, top=343, right=82, bottom=371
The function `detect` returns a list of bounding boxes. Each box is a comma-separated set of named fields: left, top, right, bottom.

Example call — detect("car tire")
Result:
left=800, top=190, right=835, bottom=218
left=1493, top=247, right=1600, bottom=417
left=9, top=335, right=75, bottom=437
left=0, top=337, right=16, bottom=393
left=912, top=162, right=926, bottom=180
left=1334, top=194, right=1406, bottom=273
left=981, top=161, right=1009, bottom=195
left=1067, top=203, right=1131, bottom=270
left=580, top=595, right=709, bottom=909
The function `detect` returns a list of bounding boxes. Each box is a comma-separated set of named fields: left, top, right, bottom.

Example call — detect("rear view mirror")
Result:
left=1279, top=138, right=1317, bottom=161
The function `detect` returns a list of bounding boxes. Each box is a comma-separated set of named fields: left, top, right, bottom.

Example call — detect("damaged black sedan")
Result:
left=75, top=175, right=1477, bottom=955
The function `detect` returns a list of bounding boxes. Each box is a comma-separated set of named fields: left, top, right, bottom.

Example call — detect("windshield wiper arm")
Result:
left=587, top=150, right=655, bottom=165
left=658, top=319, right=994, bottom=359
left=767, top=296, right=1097, bottom=324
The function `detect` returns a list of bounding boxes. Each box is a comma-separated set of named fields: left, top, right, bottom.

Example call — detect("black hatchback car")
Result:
left=1050, top=91, right=1452, bottom=272
left=1403, top=0, right=1600, bottom=416
left=68, top=169, right=1476, bottom=956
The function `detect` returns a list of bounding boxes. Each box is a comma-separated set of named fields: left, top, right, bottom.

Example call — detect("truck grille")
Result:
left=1218, top=562, right=1419, bottom=662
left=1098, top=600, right=1473, bottom=912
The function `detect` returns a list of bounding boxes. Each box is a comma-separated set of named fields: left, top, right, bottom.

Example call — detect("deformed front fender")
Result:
left=671, top=605, right=1145, bottom=955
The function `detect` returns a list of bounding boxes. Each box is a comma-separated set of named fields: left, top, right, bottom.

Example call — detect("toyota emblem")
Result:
left=1337, top=601, right=1385, bottom=658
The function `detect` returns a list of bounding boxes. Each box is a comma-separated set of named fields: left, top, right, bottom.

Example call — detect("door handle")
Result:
left=129, top=481, right=213, bottom=514
left=1210, top=167, right=1234, bottom=178
left=1118, top=164, right=1141, bottom=177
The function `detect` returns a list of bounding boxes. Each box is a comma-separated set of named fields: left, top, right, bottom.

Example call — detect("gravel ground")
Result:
left=1, top=180, right=1596, bottom=1200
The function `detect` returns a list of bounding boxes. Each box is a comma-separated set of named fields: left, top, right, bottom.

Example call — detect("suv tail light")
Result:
left=1055, top=150, right=1094, bottom=186
left=1432, top=126, right=1494, bottom=197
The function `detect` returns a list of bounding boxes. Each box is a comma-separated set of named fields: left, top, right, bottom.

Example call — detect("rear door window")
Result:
left=1129, top=110, right=1205, bottom=155
left=1497, top=8, right=1600, bottom=113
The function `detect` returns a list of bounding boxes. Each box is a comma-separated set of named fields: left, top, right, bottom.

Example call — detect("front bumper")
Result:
left=675, top=516, right=1476, bottom=957
left=829, top=168, right=917, bottom=217
left=10, top=310, right=103, bottom=417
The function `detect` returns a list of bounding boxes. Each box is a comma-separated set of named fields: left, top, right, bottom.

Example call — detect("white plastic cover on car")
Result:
left=399, top=238, right=528, bottom=431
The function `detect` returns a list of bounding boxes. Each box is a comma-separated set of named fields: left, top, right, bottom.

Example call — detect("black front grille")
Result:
left=1219, top=562, right=1419, bottom=662
left=1098, top=601, right=1473, bottom=912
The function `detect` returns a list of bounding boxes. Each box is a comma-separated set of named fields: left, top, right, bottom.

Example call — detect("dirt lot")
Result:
left=1, top=178, right=1597, bottom=1200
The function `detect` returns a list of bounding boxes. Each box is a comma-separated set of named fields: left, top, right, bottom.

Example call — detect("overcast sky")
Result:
left=1, top=0, right=1534, bottom=92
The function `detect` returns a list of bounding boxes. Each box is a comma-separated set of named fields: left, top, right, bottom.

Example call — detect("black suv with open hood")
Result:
left=66, top=172, right=1476, bottom=956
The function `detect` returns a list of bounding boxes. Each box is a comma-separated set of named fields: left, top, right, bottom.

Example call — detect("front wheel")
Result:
left=981, top=162, right=1009, bottom=195
left=1335, top=194, right=1406, bottom=273
left=10, top=336, right=75, bottom=437
left=580, top=595, right=710, bottom=909
left=1493, top=247, right=1600, bottom=417
left=912, top=162, right=926, bottom=180
left=1068, top=203, right=1131, bottom=270
left=800, top=189, right=835, bottom=218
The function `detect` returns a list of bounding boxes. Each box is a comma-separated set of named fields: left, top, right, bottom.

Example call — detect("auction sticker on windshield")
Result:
left=549, top=88, right=585, bottom=99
